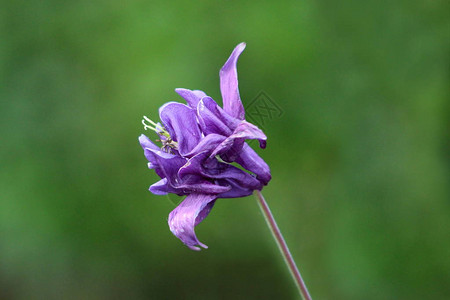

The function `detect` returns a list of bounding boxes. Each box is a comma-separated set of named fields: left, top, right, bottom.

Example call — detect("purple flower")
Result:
left=139, top=43, right=271, bottom=250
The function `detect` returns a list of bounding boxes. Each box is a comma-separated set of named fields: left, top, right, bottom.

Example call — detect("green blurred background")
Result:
left=1, top=0, right=449, bottom=299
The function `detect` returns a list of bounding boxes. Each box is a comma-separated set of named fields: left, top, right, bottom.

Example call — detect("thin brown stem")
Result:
left=255, top=190, right=312, bottom=300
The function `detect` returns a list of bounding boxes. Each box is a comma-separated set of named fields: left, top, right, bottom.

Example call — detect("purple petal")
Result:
left=159, top=102, right=202, bottom=156
left=168, top=193, right=217, bottom=250
left=220, top=42, right=246, bottom=120
left=210, top=120, right=267, bottom=162
left=216, top=165, right=262, bottom=191
left=183, top=133, right=226, bottom=158
left=175, top=88, right=207, bottom=109
left=179, top=151, right=263, bottom=193
left=197, top=96, right=240, bottom=136
left=139, top=134, right=160, bottom=152
left=216, top=178, right=256, bottom=198
left=147, top=148, right=231, bottom=195
left=149, top=178, right=177, bottom=195
left=140, top=134, right=172, bottom=178
left=235, top=143, right=271, bottom=185
left=176, top=178, right=231, bottom=194
left=178, top=152, right=211, bottom=178
left=145, top=147, right=187, bottom=188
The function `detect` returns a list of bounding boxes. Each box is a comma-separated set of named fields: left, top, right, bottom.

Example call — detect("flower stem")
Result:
left=254, top=190, right=312, bottom=300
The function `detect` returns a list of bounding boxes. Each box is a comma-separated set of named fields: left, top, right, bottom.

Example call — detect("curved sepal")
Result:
left=220, top=43, right=246, bottom=120
left=168, top=193, right=217, bottom=251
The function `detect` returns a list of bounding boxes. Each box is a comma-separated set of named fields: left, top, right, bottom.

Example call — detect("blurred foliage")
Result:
left=1, top=0, right=449, bottom=299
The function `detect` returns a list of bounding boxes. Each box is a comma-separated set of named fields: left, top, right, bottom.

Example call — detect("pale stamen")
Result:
left=142, top=116, right=159, bottom=131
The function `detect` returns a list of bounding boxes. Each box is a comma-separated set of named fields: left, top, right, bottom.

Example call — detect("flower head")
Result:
left=139, top=43, right=271, bottom=250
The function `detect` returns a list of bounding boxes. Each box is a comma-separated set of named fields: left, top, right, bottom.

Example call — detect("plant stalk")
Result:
left=254, top=190, right=312, bottom=300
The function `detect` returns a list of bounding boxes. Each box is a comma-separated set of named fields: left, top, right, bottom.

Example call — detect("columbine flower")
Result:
left=139, top=43, right=271, bottom=250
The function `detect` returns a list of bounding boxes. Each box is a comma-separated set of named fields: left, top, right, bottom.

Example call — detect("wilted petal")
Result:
left=235, top=143, right=271, bottom=185
left=175, top=88, right=207, bottom=109
left=159, top=102, right=202, bottom=156
left=220, top=42, right=246, bottom=120
left=197, top=97, right=239, bottom=136
left=168, top=193, right=217, bottom=250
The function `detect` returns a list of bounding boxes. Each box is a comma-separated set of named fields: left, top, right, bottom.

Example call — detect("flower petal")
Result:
left=147, top=148, right=231, bottom=195
left=197, top=96, right=239, bottom=136
left=140, top=134, right=174, bottom=178
left=235, top=143, right=272, bottom=185
left=175, top=88, right=207, bottom=109
left=210, top=120, right=267, bottom=162
left=159, top=102, right=202, bottom=156
left=145, top=147, right=187, bottom=189
left=216, top=178, right=256, bottom=198
left=176, top=178, right=231, bottom=194
left=168, top=193, right=217, bottom=250
left=139, top=134, right=160, bottom=152
left=220, top=42, right=246, bottom=120
left=149, top=178, right=178, bottom=195
left=179, top=151, right=263, bottom=193
left=183, top=133, right=226, bottom=158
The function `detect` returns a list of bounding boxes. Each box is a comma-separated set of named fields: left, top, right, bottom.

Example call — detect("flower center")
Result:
left=142, top=116, right=178, bottom=152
